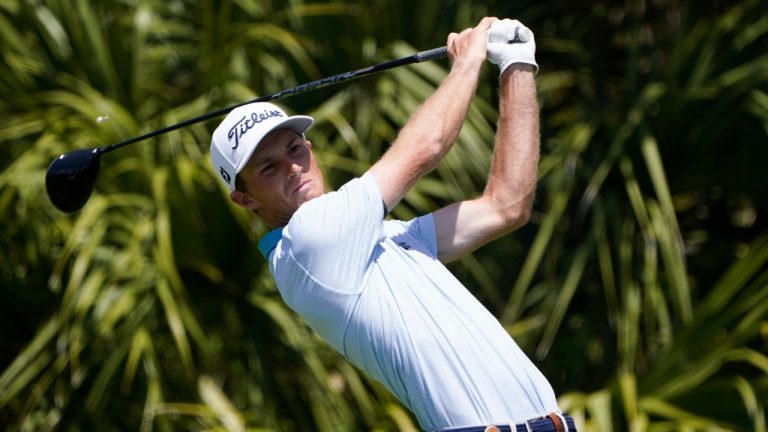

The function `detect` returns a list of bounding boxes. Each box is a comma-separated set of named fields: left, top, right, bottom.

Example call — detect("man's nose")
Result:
left=285, top=160, right=303, bottom=177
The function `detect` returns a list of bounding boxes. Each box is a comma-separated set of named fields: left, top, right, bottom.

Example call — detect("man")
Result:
left=210, top=16, right=574, bottom=432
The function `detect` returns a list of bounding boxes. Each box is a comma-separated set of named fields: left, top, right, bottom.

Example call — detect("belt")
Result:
left=437, top=412, right=575, bottom=432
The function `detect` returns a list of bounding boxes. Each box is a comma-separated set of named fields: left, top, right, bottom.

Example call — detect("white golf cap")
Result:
left=210, top=102, right=314, bottom=191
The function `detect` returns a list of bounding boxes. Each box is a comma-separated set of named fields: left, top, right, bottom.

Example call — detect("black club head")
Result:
left=45, top=148, right=102, bottom=213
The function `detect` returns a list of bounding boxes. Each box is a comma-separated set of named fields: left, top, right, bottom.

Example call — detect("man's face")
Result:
left=231, top=128, right=325, bottom=226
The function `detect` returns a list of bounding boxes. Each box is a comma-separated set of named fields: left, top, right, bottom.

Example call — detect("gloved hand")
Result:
left=487, top=19, right=538, bottom=75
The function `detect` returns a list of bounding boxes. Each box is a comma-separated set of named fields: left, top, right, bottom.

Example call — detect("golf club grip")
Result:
left=415, top=46, right=448, bottom=63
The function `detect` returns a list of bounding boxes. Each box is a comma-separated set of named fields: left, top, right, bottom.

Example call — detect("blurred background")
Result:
left=1, top=0, right=767, bottom=430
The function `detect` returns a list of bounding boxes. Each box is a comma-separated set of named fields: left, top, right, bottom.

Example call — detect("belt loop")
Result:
left=513, top=420, right=533, bottom=432
left=555, top=412, right=569, bottom=432
left=546, top=412, right=565, bottom=432
left=524, top=420, right=533, bottom=432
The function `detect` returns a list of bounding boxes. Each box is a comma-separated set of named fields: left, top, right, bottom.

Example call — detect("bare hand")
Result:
left=447, top=17, right=498, bottom=71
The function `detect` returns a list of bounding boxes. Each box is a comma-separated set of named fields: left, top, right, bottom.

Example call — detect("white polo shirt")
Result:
left=258, top=173, right=559, bottom=431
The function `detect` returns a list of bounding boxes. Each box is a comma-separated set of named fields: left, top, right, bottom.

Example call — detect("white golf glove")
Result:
left=487, top=19, right=538, bottom=75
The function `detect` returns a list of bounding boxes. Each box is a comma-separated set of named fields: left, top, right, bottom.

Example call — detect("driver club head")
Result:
left=45, top=148, right=102, bottom=213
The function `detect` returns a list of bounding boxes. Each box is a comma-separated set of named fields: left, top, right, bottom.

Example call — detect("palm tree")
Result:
left=1, top=0, right=766, bottom=431
left=0, top=1, right=399, bottom=430
left=504, top=0, right=768, bottom=430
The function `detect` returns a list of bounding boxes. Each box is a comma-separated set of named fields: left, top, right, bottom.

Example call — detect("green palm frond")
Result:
left=1, top=0, right=767, bottom=430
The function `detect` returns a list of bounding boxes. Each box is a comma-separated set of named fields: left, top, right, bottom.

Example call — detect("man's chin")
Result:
left=298, top=194, right=320, bottom=207
left=298, top=187, right=324, bottom=203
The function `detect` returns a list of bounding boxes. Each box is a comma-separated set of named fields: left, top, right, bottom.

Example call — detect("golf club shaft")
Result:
left=102, top=46, right=448, bottom=154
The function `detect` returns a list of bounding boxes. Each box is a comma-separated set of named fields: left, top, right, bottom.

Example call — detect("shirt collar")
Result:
left=258, top=227, right=284, bottom=258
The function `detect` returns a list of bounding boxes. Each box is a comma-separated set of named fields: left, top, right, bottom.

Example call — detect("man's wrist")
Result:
left=450, top=55, right=485, bottom=75
left=500, top=63, right=536, bottom=81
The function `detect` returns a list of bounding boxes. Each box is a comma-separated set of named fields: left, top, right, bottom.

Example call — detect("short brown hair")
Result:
left=235, top=174, right=246, bottom=193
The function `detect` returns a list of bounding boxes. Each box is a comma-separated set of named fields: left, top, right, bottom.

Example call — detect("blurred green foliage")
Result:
left=1, top=0, right=766, bottom=430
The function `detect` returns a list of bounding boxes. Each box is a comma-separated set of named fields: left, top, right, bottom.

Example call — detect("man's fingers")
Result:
left=448, top=27, right=473, bottom=53
left=489, top=19, right=533, bottom=44
left=516, top=27, right=532, bottom=43
left=478, top=16, right=498, bottom=29
left=447, top=32, right=458, bottom=48
left=447, top=17, right=499, bottom=64
left=486, top=18, right=538, bottom=75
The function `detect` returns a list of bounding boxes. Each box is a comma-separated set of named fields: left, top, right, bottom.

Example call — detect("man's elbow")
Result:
left=494, top=196, right=534, bottom=232
left=423, top=136, right=452, bottom=168
left=503, top=205, right=532, bottom=231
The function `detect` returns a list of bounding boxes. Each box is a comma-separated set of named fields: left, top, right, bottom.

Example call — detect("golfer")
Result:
left=210, top=17, right=573, bottom=432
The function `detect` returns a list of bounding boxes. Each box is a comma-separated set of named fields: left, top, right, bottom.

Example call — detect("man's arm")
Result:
left=433, top=61, right=540, bottom=263
left=368, top=17, right=497, bottom=212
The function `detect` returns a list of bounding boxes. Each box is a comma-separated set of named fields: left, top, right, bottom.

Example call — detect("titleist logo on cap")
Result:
left=227, top=109, right=284, bottom=149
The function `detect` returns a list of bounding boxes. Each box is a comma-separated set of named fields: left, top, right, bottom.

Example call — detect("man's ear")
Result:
left=229, top=191, right=260, bottom=210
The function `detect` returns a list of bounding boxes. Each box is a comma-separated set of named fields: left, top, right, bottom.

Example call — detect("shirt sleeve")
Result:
left=385, top=213, right=438, bottom=259
left=281, top=172, right=386, bottom=293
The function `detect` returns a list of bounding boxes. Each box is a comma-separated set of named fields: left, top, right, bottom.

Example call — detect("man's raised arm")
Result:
left=369, top=17, right=497, bottom=212
left=434, top=19, right=540, bottom=263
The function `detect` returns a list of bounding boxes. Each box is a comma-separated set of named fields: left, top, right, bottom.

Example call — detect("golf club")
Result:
left=46, top=28, right=530, bottom=213
left=45, top=46, right=448, bottom=213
